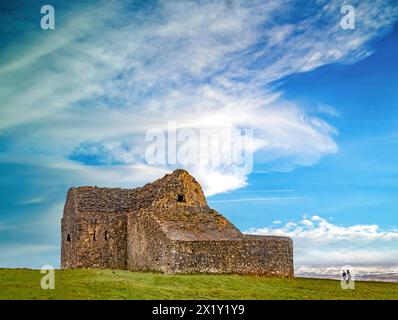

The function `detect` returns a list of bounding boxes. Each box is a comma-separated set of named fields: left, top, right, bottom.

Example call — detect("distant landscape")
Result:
left=295, top=265, right=398, bottom=283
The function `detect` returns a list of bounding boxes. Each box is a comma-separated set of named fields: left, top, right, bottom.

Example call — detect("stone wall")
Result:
left=61, top=169, right=294, bottom=277
left=167, top=236, right=293, bottom=276
left=61, top=189, right=128, bottom=269
left=126, top=209, right=293, bottom=276
left=127, top=210, right=173, bottom=273
left=62, top=213, right=128, bottom=269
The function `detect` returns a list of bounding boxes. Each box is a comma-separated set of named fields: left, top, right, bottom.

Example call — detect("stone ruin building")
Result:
left=61, top=169, right=294, bottom=276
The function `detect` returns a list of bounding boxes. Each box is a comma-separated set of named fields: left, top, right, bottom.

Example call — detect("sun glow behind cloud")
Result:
left=1, top=0, right=397, bottom=195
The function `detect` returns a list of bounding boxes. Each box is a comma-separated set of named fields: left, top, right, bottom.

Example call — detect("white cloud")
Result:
left=247, top=215, right=398, bottom=264
left=249, top=215, right=398, bottom=243
left=0, top=0, right=397, bottom=194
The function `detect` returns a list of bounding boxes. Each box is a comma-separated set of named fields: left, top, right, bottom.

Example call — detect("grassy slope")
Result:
left=0, top=268, right=397, bottom=300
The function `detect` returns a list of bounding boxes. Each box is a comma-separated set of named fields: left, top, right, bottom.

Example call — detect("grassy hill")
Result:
left=1, top=268, right=397, bottom=300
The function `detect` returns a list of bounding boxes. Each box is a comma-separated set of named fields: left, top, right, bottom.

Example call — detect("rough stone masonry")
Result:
left=61, top=169, right=294, bottom=276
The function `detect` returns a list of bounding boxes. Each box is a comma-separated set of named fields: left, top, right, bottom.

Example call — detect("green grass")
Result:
left=0, top=268, right=397, bottom=300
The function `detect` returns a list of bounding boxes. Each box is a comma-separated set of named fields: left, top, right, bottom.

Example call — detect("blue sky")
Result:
left=1, top=0, right=398, bottom=268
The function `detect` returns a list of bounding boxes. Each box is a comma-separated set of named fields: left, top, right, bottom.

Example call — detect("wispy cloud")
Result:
left=209, top=197, right=305, bottom=203
left=234, top=189, right=295, bottom=193
left=1, top=0, right=397, bottom=195
left=0, top=244, right=58, bottom=268
left=317, top=103, right=342, bottom=118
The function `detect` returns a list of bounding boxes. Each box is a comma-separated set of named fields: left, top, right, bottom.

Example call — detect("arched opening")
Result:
left=66, top=234, right=71, bottom=242
left=177, top=194, right=185, bottom=202
left=93, top=230, right=96, bottom=241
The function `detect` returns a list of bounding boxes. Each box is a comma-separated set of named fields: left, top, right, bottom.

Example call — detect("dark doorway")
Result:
left=66, top=234, right=71, bottom=242
left=177, top=194, right=185, bottom=202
